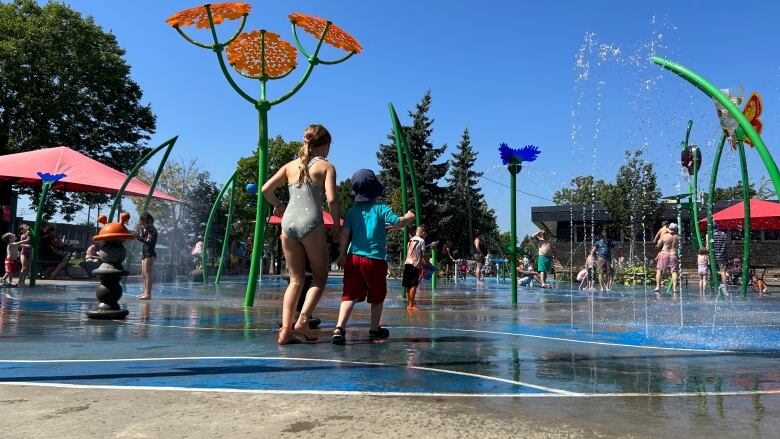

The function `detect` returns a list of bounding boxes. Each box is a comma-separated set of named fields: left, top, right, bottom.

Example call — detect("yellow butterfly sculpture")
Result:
left=742, top=92, right=763, bottom=147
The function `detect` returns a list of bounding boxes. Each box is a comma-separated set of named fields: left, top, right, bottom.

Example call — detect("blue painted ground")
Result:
left=0, top=276, right=778, bottom=396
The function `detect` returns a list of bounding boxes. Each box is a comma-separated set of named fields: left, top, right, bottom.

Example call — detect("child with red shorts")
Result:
left=2, top=232, right=30, bottom=287
left=333, top=169, right=415, bottom=345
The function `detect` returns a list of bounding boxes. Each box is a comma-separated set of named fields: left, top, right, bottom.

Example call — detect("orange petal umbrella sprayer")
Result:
left=166, top=2, right=251, bottom=29
left=289, top=12, right=363, bottom=54
left=167, top=4, right=361, bottom=304
left=227, top=30, right=298, bottom=78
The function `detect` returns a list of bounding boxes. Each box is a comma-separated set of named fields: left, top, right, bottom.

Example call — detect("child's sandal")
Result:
left=331, top=326, right=346, bottom=345
left=368, top=326, right=390, bottom=341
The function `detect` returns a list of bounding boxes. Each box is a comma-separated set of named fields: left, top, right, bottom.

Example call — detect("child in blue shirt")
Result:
left=333, top=169, right=415, bottom=345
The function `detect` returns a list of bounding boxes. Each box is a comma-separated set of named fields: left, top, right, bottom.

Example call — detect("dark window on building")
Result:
left=764, top=230, right=780, bottom=241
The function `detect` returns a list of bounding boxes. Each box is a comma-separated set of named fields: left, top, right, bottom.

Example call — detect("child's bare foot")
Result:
left=294, top=315, right=318, bottom=341
left=137, top=294, right=151, bottom=300
left=278, top=327, right=301, bottom=345
left=406, top=303, right=417, bottom=310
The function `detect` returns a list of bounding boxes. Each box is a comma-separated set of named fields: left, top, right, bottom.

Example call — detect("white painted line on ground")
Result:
left=0, top=381, right=777, bottom=399
left=387, top=326, right=737, bottom=353
left=0, top=356, right=573, bottom=395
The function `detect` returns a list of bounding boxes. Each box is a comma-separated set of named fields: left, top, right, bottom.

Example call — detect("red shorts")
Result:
left=4, top=258, right=19, bottom=274
left=343, top=255, right=388, bottom=304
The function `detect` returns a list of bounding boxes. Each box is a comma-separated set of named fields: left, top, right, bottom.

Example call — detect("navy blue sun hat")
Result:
left=351, top=169, right=384, bottom=202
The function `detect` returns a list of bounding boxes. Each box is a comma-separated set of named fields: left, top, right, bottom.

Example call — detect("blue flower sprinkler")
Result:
left=498, top=143, right=540, bottom=305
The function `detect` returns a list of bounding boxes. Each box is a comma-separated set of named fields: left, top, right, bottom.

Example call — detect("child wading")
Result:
left=333, top=169, right=414, bottom=345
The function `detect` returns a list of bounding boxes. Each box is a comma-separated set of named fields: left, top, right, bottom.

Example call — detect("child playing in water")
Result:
left=653, top=221, right=670, bottom=245
left=697, top=247, right=709, bottom=295
left=753, top=275, right=768, bottom=295
left=333, top=169, right=415, bottom=345
left=403, top=225, right=428, bottom=309
left=2, top=232, right=30, bottom=287
left=585, top=246, right=596, bottom=291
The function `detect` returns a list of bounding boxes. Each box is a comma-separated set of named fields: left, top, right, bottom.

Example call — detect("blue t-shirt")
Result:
left=594, top=239, right=613, bottom=259
left=344, top=202, right=400, bottom=260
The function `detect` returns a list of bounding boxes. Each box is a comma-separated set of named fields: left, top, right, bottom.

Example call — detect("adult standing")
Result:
left=594, top=231, right=615, bottom=292
left=654, top=223, right=680, bottom=294
left=531, top=230, right=553, bottom=288
left=135, top=212, right=158, bottom=300
left=709, top=221, right=729, bottom=295
left=262, top=124, right=340, bottom=345
left=473, top=232, right=487, bottom=282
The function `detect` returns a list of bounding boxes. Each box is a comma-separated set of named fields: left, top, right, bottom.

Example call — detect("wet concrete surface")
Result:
left=0, top=276, right=777, bottom=437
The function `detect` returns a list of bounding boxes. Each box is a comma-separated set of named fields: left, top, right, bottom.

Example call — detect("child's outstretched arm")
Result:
left=397, top=210, right=415, bottom=228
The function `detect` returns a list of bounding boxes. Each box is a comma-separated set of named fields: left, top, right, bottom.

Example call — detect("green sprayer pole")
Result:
left=203, top=170, right=237, bottom=284
left=691, top=146, right=703, bottom=251
left=402, top=135, right=422, bottom=228
left=509, top=165, right=519, bottom=306
left=707, top=134, right=727, bottom=293
left=737, top=139, right=751, bottom=298
left=108, top=136, right=178, bottom=222
left=652, top=57, right=780, bottom=198
left=215, top=180, right=236, bottom=284
left=244, top=109, right=269, bottom=306
left=29, top=181, right=53, bottom=287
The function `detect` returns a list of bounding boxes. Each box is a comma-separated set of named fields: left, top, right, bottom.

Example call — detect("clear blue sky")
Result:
left=29, top=0, right=780, bottom=235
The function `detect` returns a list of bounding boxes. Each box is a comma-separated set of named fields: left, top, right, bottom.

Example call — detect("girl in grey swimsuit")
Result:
left=261, top=124, right=341, bottom=345
left=282, top=156, right=325, bottom=241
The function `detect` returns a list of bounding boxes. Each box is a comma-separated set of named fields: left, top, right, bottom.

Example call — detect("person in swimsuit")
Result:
left=473, top=232, right=487, bottom=282
left=262, top=124, right=341, bottom=345
left=135, top=212, right=158, bottom=300
left=697, top=247, right=709, bottom=295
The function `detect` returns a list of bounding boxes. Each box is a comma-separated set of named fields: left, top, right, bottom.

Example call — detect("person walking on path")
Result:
left=333, top=169, right=415, bottom=344
left=135, top=212, right=158, bottom=300
left=262, top=124, right=340, bottom=345
left=531, top=230, right=553, bottom=288
left=654, top=223, right=680, bottom=294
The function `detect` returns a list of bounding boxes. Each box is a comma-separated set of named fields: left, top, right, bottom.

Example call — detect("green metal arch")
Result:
left=202, top=170, right=237, bottom=284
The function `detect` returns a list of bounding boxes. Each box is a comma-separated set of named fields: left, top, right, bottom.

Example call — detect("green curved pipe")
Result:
left=707, top=134, right=727, bottom=294
left=652, top=56, right=780, bottom=198
left=28, top=181, right=53, bottom=287
left=388, top=103, right=422, bottom=226
left=737, top=137, right=751, bottom=298
left=203, top=170, right=237, bottom=284
left=388, top=103, right=409, bottom=255
left=214, top=179, right=236, bottom=284
left=108, top=136, right=178, bottom=222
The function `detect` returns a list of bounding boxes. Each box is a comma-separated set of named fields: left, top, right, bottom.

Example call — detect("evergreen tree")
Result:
left=443, top=129, right=487, bottom=256
left=376, top=91, right=449, bottom=256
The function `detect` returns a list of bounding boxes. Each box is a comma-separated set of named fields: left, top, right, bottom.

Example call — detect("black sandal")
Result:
left=331, top=326, right=346, bottom=345
left=368, top=326, right=390, bottom=341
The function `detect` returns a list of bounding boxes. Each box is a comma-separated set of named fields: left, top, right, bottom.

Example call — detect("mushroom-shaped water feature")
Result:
left=85, top=213, right=135, bottom=320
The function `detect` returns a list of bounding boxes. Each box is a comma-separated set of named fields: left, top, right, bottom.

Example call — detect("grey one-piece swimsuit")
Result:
left=281, top=157, right=326, bottom=241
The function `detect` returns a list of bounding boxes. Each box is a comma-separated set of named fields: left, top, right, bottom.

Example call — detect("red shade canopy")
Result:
left=0, top=146, right=177, bottom=201
left=699, top=199, right=780, bottom=230
left=268, top=211, right=342, bottom=229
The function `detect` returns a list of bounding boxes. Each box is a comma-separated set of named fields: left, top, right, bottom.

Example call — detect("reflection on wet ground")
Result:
left=0, top=276, right=777, bottom=399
